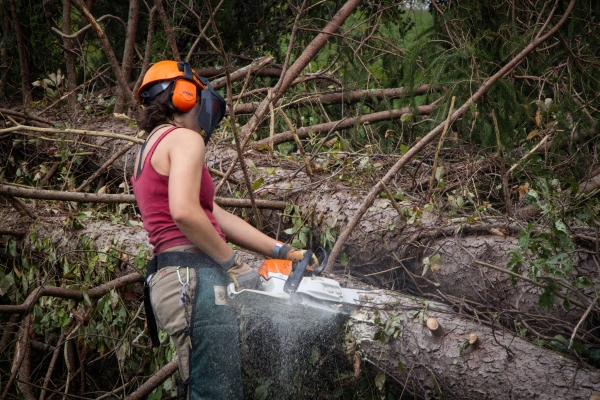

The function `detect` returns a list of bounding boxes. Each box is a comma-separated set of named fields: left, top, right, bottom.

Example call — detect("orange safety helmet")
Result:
left=137, top=60, right=226, bottom=141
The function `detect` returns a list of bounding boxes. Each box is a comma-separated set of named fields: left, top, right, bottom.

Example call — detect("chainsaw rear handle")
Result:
left=283, top=247, right=329, bottom=294
left=313, top=247, right=328, bottom=275
left=283, top=250, right=312, bottom=294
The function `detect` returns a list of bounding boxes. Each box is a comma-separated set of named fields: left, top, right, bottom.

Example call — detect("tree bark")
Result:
left=0, top=11, right=10, bottom=98
left=8, top=0, right=32, bottom=106
left=114, top=0, right=139, bottom=114
left=155, top=0, right=180, bottom=61
left=62, top=0, right=78, bottom=113
left=131, top=6, right=157, bottom=103
left=71, top=0, right=140, bottom=116
left=348, top=290, right=600, bottom=399
left=75, top=0, right=96, bottom=45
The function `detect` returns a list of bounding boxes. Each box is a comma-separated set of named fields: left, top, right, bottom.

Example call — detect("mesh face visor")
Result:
left=196, top=76, right=226, bottom=143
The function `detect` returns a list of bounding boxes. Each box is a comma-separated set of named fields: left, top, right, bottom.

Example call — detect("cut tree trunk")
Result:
left=348, top=290, right=600, bottom=399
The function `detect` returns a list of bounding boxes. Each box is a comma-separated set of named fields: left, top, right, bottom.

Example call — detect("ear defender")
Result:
left=171, top=79, right=197, bottom=112
left=170, top=61, right=198, bottom=112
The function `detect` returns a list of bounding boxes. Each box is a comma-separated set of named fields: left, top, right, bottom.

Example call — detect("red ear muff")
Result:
left=171, top=79, right=197, bottom=112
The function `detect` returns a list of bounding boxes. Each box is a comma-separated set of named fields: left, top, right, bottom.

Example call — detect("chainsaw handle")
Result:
left=313, top=247, right=328, bottom=276
left=283, top=250, right=312, bottom=294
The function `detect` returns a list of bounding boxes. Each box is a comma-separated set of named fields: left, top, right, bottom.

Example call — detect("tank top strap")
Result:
left=136, top=126, right=181, bottom=178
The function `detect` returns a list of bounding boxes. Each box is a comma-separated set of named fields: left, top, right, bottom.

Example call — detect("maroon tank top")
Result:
left=130, top=126, right=225, bottom=254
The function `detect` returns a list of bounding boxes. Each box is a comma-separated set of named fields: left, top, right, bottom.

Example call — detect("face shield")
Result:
left=195, top=75, right=226, bottom=143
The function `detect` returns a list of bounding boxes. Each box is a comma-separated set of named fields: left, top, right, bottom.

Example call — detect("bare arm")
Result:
left=212, top=203, right=279, bottom=258
left=166, top=129, right=234, bottom=264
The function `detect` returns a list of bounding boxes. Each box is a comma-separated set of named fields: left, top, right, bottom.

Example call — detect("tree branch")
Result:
left=232, top=84, right=433, bottom=115
left=0, top=123, right=144, bottom=143
left=0, top=273, right=144, bottom=314
left=71, top=0, right=140, bottom=115
left=155, top=0, right=180, bottom=61
left=124, top=359, right=178, bottom=400
left=0, top=184, right=287, bottom=209
left=252, top=104, right=435, bottom=149
left=215, top=0, right=363, bottom=192
left=324, top=0, right=579, bottom=273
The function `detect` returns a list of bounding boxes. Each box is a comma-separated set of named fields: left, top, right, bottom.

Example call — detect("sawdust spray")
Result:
left=237, top=300, right=348, bottom=399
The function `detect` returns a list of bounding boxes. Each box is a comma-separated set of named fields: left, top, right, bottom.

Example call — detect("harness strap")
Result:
left=144, top=257, right=161, bottom=348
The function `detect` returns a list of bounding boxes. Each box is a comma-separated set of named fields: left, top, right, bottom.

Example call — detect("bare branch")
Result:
left=206, top=0, right=264, bottom=229
left=324, top=0, right=579, bottom=273
left=155, top=0, right=180, bottom=61
left=0, top=273, right=144, bottom=315
left=124, top=359, right=178, bottom=400
left=215, top=0, right=363, bottom=191
left=0, top=184, right=287, bottom=209
left=252, top=104, right=435, bottom=149
left=71, top=0, right=140, bottom=115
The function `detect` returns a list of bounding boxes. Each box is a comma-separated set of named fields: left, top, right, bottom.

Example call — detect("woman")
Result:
left=131, top=60, right=315, bottom=399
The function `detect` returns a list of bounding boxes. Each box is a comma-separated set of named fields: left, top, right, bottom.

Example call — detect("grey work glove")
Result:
left=221, top=251, right=261, bottom=290
left=278, top=243, right=320, bottom=269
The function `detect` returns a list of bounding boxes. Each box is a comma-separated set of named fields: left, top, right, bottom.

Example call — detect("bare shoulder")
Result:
left=162, top=127, right=205, bottom=154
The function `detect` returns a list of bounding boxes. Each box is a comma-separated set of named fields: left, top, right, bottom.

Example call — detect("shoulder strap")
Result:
left=135, top=126, right=181, bottom=178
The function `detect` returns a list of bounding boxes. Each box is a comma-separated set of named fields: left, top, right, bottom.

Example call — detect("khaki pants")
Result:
left=148, top=266, right=197, bottom=381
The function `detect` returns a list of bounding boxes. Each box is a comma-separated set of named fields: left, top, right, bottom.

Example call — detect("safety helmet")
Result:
left=137, top=60, right=226, bottom=142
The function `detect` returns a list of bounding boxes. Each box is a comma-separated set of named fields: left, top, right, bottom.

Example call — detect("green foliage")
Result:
left=283, top=204, right=312, bottom=248
left=373, top=310, right=403, bottom=342
left=0, top=217, right=178, bottom=398
left=507, top=178, right=598, bottom=311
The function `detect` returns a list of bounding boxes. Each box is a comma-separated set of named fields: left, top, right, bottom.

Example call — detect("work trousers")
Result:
left=148, top=252, right=243, bottom=399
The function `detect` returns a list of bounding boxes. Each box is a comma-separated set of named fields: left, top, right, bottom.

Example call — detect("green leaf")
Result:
left=400, top=113, right=413, bottom=123
left=147, top=387, right=162, bottom=400
left=554, top=220, right=568, bottom=234
left=397, top=361, right=404, bottom=372
left=373, top=310, right=381, bottom=326
left=83, top=292, right=92, bottom=307
left=8, top=238, right=17, bottom=257
left=375, top=372, right=386, bottom=391
left=435, top=166, right=445, bottom=182
left=538, top=289, right=556, bottom=311
left=254, top=379, right=273, bottom=400
left=251, top=177, right=264, bottom=190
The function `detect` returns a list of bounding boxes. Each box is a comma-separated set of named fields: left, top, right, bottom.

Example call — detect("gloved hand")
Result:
left=222, top=251, right=261, bottom=290
left=276, top=243, right=319, bottom=269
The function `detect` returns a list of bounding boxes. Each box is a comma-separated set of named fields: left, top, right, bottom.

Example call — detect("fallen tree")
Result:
left=1, top=204, right=598, bottom=398
left=348, top=290, right=600, bottom=399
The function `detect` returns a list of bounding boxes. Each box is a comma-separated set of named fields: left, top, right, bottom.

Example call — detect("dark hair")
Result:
left=137, top=82, right=180, bottom=133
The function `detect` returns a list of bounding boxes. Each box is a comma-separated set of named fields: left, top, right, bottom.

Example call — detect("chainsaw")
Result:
left=227, top=248, right=368, bottom=315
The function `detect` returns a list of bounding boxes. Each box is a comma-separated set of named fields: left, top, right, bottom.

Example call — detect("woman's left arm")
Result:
left=212, top=203, right=279, bottom=257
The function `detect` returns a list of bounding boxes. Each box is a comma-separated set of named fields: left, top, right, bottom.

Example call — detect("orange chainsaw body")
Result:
left=258, top=259, right=316, bottom=280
